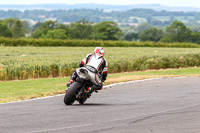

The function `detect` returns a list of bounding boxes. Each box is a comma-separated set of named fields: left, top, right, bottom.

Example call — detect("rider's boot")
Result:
left=67, top=79, right=74, bottom=87
left=87, top=85, right=102, bottom=96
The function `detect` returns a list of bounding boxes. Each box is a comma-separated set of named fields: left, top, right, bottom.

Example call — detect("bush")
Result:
left=0, top=37, right=200, bottom=48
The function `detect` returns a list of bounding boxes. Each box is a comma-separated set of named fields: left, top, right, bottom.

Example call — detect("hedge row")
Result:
left=1, top=54, right=200, bottom=81
left=0, top=37, right=200, bottom=48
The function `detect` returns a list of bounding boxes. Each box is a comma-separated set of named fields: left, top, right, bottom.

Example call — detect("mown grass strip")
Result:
left=0, top=67, right=200, bottom=103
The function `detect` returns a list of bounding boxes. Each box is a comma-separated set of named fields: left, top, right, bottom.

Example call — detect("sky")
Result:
left=0, top=0, right=200, bottom=8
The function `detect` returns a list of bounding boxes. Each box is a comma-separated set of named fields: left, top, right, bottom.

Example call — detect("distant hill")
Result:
left=0, top=4, right=200, bottom=12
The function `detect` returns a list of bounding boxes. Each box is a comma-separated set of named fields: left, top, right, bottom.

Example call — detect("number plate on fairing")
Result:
left=86, top=65, right=97, bottom=73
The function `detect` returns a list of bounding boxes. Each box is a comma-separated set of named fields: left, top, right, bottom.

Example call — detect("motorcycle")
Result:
left=64, top=66, right=99, bottom=105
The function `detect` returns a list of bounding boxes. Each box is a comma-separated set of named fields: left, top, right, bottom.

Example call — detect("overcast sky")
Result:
left=0, top=0, right=200, bottom=8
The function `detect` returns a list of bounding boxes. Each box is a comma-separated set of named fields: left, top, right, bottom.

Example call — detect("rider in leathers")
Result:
left=67, top=47, right=108, bottom=92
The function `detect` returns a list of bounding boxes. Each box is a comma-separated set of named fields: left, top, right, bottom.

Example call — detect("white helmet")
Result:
left=94, top=47, right=104, bottom=57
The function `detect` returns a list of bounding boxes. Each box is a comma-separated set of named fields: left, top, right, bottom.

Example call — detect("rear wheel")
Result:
left=64, top=82, right=81, bottom=105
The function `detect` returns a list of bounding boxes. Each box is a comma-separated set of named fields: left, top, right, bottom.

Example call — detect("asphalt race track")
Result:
left=1, top=77, right=200, bottom=133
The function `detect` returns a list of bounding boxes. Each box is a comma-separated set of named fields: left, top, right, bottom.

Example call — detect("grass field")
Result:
left=0, top=67, right=200, bottom=103
left=1, top=47, right=200, bottom=67
left=1, top=46, right=200, bottom=80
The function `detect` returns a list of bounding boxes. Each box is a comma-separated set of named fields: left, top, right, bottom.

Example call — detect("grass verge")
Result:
left=0, top=67, right=200, bottom=103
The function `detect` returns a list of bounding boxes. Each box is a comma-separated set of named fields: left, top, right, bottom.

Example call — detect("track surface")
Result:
left=1, top=77, right=200, bottom=133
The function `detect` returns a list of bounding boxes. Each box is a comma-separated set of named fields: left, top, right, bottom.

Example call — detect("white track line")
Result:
left=0, top=77, right=187, bottom=105
left=104, top=78, right=162, bottom=88
left=28, top=124, right=92, bottom=133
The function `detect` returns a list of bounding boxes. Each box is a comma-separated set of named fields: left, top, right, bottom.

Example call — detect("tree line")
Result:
left=1, top=9, right=200, bottom=26
left=0, top=18, right=200, bottom=44
left=0, top=18, right=123, bottom=40
left=31, top=19, right=122, bottom=40
left=131, top=21, right=200, bottom=44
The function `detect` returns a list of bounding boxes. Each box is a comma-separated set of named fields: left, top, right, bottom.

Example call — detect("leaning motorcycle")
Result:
left=64, top=66, right=99, bottom=105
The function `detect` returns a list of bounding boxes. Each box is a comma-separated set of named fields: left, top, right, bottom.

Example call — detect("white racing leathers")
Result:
left=82, top=54, right=108, bottom=90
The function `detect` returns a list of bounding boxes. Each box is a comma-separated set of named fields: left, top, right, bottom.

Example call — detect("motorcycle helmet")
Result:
left=94, top=47, right=104, bottom=57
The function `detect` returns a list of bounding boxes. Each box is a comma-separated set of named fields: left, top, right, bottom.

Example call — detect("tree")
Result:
left=31, top=21, right=58, bottom=38
left=161, top=21, right=192, bottom=42
left=22, top=20, right=30, bottom=32
left=68, top=19, right=93, bottom=39
left=31, top=28, right=47, bottom=38
left=93, top=21, right=123, bottom=40
left=4, top=18, right=17, bottom=29
left=3, top=19, right=25, bottom=38
left=42, top=29, right=68, bottom=39
left=124, top=32, right=138, bottom=41
left=40, top=21, right=57, bottom=30
left=139, top=28, right=163, bottom=42
left=11, top=20, right=25, bottom=38
left=32, top=22, right=42, bottom=31
left=135, top=23, right=152, bottom=33
left=0, top=22, right=12, bottom=37
left=191, top=32, right=200, bottom=44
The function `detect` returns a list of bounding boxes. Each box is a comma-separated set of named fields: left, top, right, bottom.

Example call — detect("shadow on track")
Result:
left=71, top=102, right=138, bottom=106
left=72, top=103, right=112, bottom=106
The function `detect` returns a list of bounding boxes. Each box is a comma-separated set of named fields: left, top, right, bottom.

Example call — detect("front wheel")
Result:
left=64, top=82, right=81, bottom=105
left=78, top=98, right=87, bottom=104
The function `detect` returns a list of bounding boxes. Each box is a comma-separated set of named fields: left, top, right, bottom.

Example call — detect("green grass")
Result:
left=110, top=67, right=200, bottom=77
left=0, top=47, right=196, bottom=64
left=0, top=67, right=200, bottom=103
left=0, top=77, right=67, bottom=102
left=1, top=47, right=200, bottom=80
left=1, top=47, right=200, bottom=68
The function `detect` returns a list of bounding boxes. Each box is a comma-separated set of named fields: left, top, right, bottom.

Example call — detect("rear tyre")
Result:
left=64, top=82, right=80, bottom=105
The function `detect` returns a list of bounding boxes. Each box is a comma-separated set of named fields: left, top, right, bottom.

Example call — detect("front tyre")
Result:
left=78, top=98, right=87, bottom=104
left=64, top=82, right=81, bottom=105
